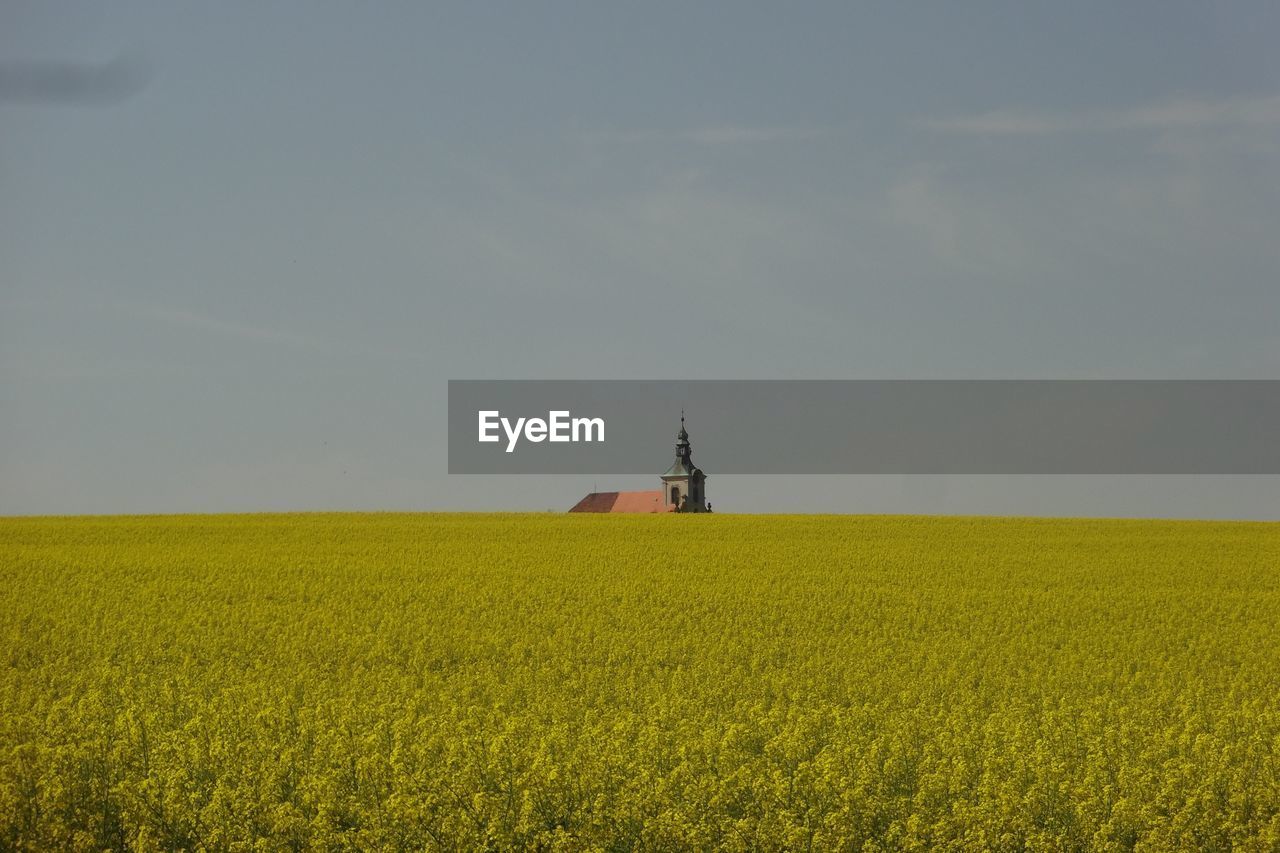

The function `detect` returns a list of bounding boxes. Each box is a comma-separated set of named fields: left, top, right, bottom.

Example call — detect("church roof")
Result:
left=662, top=459, right=701, bottom=478
left=568, top=491, right=673, bottom=513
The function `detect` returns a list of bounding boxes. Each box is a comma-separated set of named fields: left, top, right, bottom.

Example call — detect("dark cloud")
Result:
left=0, top=53, right=151, bottom=105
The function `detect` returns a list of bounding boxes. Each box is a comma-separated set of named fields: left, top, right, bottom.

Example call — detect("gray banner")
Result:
left=448, top=380, right=1280, bottom=474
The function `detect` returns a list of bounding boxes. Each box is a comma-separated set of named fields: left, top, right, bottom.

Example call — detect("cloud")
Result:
left=919, top=94, right=1280, bottom=136
left=134, top=304, right=433, bottom=362
left=0, top=53, right=152, bottom=105
left=578, top=125, right=825, bottom=146
left=884, top=170, right=1035, bottom=274
left=137, top=305, right=314, bottom=348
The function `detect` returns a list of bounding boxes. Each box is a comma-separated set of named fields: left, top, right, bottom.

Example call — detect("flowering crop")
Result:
left=2, top=513, right=1278, bottom=850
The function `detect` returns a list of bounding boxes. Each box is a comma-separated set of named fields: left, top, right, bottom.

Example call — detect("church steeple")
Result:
left=662, top=411, right=709, bottom=512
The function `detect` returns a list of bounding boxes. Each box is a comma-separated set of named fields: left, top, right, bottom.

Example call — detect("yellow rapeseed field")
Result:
left=2, top=513, right=1278, bottom=850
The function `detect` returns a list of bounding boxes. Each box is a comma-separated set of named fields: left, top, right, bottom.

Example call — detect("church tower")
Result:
left=661, top=412, right=709, bottom=512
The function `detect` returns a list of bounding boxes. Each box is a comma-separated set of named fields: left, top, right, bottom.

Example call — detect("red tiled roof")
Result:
left=568, top=490, right=672, bottom=513
left=568, top=492, right=619, bottom=512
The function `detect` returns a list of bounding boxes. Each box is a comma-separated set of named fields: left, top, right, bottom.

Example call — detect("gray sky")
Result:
left=2, top=2, right=1278, bottom=518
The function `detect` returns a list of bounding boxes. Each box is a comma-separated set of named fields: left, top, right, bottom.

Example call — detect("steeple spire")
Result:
left=676, top=411, right=690, bottom=457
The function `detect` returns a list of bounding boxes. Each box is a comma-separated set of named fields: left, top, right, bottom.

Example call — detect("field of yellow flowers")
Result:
left=2, top=513, right=1278, bottom=850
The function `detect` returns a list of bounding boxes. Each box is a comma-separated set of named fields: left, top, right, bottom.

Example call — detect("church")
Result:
left=569, top=414, right=711, bottom=513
